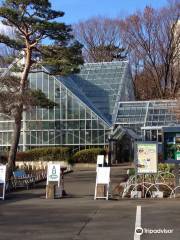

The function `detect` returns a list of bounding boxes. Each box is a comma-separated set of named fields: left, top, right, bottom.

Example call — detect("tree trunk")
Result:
left=6, top=113, right=22, bottom=181
left=6, top=47, right=32, bottom=180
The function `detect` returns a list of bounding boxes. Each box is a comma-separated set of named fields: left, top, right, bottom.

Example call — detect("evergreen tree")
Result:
left=0, top=0, right=83, bottom=179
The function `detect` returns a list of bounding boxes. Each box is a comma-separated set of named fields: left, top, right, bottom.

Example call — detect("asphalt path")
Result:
left=0, top=168, right=180, bottom=240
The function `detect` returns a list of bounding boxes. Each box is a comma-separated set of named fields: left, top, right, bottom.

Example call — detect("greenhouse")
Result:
left=0, top=60, right=179, bottom=152
left=0, top=61, right=135, bottom=151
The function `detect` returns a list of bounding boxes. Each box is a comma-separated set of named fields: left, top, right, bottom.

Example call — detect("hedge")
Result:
left=16, top=147, right=70, bottom=162
left=72, top=148, right=106, bottom=163
left=158, top=163, right=174, bottom=173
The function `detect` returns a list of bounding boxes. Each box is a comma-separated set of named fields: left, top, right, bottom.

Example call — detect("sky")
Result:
left=50, top=0, right=168, bottom=24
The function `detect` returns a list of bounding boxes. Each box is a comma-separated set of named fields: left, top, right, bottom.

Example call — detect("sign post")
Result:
left=133, top=142, right=158, bottom=198
left=0, top=165, right=6, bottom=200
left=94, top=167, right=110, bottom=200
left=46, top=163, right=61, bottom=199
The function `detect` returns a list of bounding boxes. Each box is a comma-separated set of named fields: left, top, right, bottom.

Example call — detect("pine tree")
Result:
left=0, top=0, right=83, bottom=179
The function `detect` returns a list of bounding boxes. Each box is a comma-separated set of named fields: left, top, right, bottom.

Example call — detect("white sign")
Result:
left=0, top=165, right=6, bottom=200
left=47, top=163, right=61, bottom=184
left=96, top=167, right=110, bottom=184
left=136, top=142, right=158, bottom=174
left=97, top=155, right=104, bottom=166
left=94, top=167, right=111, bottom=200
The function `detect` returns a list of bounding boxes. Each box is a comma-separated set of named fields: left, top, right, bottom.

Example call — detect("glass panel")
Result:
left=31, top=132, right=36, bottom=144
left=92, top=130, right=98, bottom=144
left=49, top=76, right=54, bottom=100
left=74, top=131, right=79, bottom=144
left=99, top=130, right=104, bottom=144
left=80, top=106, right=85, bottom=119
left=67, top=95, right=73, bottom=119
left=86, top=110, right=91, bottom=119
left=86, top=120, right=91, bottom=129
left=30, top=74, right=36, bottom=89
left=26, top=133, right=30, bottom=144
left=37, top=109, right=42, bottom=120
left=49, top=109, right=54, bottom=120
left=43, top=73, right=49, bottom=94
left=37, top=131, right=43, bottom=144
left=55, top=109, right=60, bottom=119
left=80, top=130, right=85, bottom=144
left=36, top=73, right=42, bottom=90
left=85, top=130, right=91, bottom=144
left=43, top=109, right=49, bottom=119
left=73, top=101, right=79, bottom=119
left=49, top=131, right=55, bottom=144
left=80, top=121, right=85, bottom=129
left=55, top=132, right=60, bottom=144
left=92, top=120, right=98, bottom=129
left=43, top=131, right=48, bottom=143
left=67, top=131, right=73, bottom=144
left=61, top=101, right=66, bottom=119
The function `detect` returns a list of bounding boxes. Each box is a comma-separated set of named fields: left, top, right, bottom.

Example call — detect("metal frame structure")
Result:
left=0, top=61, right=134, bottom=151
left=114, top=100, right=180, bottom=140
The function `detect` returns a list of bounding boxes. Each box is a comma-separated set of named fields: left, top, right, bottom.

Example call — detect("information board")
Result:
left=47, top=163, right=61, bottom=184
left=136, top=142, right=158, bottom=174
left=0, top=165, right=6, bottom=200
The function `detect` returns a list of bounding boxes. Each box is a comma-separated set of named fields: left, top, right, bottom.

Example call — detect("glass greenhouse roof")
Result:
left=115, top=100, right=180, bottom=135
left=58, top=61, right=134, bottom=124
left=57, top=75, right=110, bottom=126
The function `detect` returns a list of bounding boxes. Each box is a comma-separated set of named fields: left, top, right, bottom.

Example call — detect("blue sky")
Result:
left=51, top=0, right=168, bottom=24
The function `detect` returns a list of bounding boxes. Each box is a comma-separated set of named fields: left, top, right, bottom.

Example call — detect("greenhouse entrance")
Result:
left=109, top=125, right=140, bottom=164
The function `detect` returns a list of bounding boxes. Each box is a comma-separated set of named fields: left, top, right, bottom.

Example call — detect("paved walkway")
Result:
left=0, top=168, right=180, bottom=240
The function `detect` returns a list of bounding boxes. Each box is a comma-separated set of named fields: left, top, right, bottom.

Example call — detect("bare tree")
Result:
left=119, top=2, right=180, bottom=99
left=74, top=17, right=126, bottom=62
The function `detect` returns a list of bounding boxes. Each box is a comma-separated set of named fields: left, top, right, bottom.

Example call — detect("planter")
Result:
left=152, top=191, right=164, bottom=198
left=131, top=190, right=142, bottom=199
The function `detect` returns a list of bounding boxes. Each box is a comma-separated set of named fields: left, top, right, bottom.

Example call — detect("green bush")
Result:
left=72, top=148, right=106, bottom=163
left=16, top=147, right=70, bottom=162
left=158, top=163, right=174, bottom=173
left=128, top=168, right=135, bottom=176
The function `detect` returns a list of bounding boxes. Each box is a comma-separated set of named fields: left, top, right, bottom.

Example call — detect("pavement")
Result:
left=0, top=167, right=180, bottom=240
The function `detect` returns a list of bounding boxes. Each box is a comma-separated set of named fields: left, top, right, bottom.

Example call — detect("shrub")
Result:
left=128, top=168, right=135, bottom=176
left=16, top=152, right=32, bottom=162
left=72, top=148, right=106, bottom=163
left=158, top=163, right=174, bottom=173
left=16, top=147, right=70, bottom=162
left=0, top=155, right=8, bottom=164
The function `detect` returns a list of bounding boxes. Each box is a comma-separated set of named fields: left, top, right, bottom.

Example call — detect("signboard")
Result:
left=47, top=163, right=61, bottom=184
left=97, top=155, right=104, bottom=166
left=96, top=167, right=110, bottom=184
left=136, top=142, right=158, bottom=174
left=94, top=167, right=110, bottom=200
left=0, top=165, right=6, bottom=200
